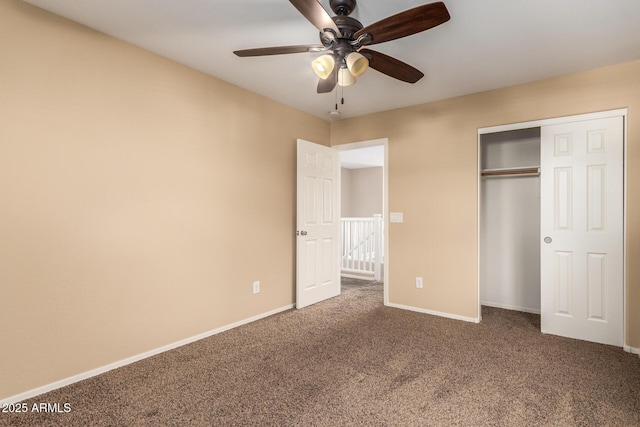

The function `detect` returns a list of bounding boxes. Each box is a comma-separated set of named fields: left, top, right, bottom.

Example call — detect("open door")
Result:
left=540, top=116, right=624, bottom=346
left=296, top=139, right=341, bottom=309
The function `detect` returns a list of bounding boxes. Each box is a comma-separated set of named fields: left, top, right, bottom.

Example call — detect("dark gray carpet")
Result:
left=2, top=279, right=639, bottom=426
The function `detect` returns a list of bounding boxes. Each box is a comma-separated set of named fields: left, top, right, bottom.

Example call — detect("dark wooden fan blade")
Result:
left=234, top=45, right=327, bottom=57
left=355, top=2, right=450, bottom=45
left=317, top=65, right=338, bottom=93
left=360, top=49, right=424, bottom=83
left=289, top=0, right=342, bottom=37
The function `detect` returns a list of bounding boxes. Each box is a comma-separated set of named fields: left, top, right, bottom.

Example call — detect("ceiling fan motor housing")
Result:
left=319, top=14, right=364, bottom=52
left=333, top=15, right=363, bottom=39
left=321, top=0, right=364, bottom=54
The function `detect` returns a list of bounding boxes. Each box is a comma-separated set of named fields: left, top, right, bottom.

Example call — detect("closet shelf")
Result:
left=481, top=166, right=540, bottom=177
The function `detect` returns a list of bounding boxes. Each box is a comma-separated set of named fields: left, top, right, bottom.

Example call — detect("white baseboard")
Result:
left=623, top=345, right=640, bottom=356
left=481, top=301, right=541, bottom=314
left=0, top=304, right=294, bottom=405
left=387, top=302, right=480, bottom=323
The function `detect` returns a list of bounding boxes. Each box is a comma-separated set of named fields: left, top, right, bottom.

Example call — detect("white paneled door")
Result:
left=541, top=116, right=624, bottom=346
left=296, top=139, right=340, bottom=309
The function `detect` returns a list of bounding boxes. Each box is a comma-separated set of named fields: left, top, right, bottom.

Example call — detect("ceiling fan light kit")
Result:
left=338, top=68, right=356, bottom=86
left=311, top=54, right=336, bottom=79
left=345, top=52, right=368, bottom=77
left=234, top=0, right=450, bottom=95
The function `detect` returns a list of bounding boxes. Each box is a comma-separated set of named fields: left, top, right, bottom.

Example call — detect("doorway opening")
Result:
left=336, top=139, right=389, bottom=305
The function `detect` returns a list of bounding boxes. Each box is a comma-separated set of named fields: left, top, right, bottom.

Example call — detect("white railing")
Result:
left=340, top=214, right=383, bottom=281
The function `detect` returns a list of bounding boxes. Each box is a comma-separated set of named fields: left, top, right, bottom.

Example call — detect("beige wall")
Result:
left=341, top=167, right=383, bottom=217
left=341, top=168, right=353, bottom=216
left=330, top=60, right=640, bottom=348
left=0, top=0, right=329, bottom=400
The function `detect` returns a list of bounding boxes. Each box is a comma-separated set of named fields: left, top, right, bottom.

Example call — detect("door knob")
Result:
left=300, top=230, right=308, bottom=236
left=544, top=236, right=552, bottom=244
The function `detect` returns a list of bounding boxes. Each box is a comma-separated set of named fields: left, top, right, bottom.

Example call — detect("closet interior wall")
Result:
left=480, top=128, right=541, bottom=313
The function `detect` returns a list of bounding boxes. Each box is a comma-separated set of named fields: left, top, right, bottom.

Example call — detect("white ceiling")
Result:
left=340, top=145, right=383, bottom=169
left=23, top=0, right=640, bottom=120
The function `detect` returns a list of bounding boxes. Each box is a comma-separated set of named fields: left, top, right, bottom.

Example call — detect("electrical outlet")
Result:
left=416, top=277, right=423, bottom=289
left=252, top=281, right=260, bottom=294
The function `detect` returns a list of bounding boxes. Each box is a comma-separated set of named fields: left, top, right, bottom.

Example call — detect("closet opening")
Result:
left=479, top=127, right=541, bottom=315
left=477, top=109, right=626, bottom=346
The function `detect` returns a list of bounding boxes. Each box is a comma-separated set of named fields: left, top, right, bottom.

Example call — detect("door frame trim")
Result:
left=333, top=138, right=389, bottom=305
left=476, top=108, right=628, bottom=347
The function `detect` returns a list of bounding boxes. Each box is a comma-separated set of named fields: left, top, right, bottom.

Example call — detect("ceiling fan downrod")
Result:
left=329, top=0, right=357, bottom=16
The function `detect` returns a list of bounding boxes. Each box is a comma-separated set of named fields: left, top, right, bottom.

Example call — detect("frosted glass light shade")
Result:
left=338, top=68, right=356, bottom=87
left=311, top=55, right=335, bottom=79
left=346, top=52, right=369, bottom=77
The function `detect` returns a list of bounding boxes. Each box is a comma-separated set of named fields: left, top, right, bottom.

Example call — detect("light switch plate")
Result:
left=390, top=212, right=404, bottom=223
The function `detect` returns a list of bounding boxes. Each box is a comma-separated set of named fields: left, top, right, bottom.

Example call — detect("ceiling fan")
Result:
left=234, top=0, right=450, bottom=93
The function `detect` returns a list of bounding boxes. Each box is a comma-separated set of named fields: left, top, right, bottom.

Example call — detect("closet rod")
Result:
left=481, top=167, right=540, bottom=177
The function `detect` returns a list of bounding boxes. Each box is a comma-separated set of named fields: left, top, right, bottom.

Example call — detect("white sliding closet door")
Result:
left=540, top=116, right=624, bottom=346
